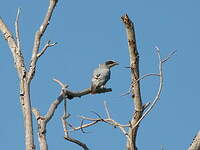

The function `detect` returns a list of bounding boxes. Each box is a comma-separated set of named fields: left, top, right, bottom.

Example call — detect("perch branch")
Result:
left=44, top=79, right=112, bottom=122
left=32, top=78, right=111, bottom=150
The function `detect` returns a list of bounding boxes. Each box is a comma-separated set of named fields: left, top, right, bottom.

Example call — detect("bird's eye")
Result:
left=105, top=61, right=114, bottom=65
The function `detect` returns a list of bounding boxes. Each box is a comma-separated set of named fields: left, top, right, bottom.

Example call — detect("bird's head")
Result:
left=104, top=60, right=119, bottom=68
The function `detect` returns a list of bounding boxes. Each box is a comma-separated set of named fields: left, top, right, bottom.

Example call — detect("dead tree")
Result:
left=0, top=1, right=199, bottom=150
left=63, top=14, right=176, bottom=150
left=0, top=1, right=111, bottom=150
left=0, top=0, right=59, bottom=149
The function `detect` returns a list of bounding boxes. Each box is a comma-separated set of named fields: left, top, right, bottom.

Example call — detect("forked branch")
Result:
left=32, top=78, right=112, bottom=150
left=28, top=0, right=58, bottom=83
left=131, top=47, right=176, bottom=129
left=67, top=102, right=130, bottom=142
left=121, top=14, right=176, bottom=150
left=0, top=9, right=36, bottom=150
left=37, top=40, right=57, bottom=58
left=61, top=99, right=90, bottom=150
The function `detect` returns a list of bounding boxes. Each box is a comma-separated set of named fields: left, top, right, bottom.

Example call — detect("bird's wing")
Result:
left=91, top=67, right=110, bottom=93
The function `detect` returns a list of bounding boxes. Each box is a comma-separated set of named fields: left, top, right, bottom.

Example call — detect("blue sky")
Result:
left=0, top=0, right=199, bottom=150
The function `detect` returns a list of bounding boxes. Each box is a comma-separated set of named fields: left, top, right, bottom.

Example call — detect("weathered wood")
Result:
left=121, top=14, right=143, bottom=150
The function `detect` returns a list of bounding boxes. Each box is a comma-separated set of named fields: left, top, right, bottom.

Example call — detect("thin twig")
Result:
left=15, top=8, right=21, bottom=49
left=70, top=120, right=100, bottom=131
left=121, top=73, right=160, bottom=96
left=162, top=50, right=177, bottom=63
left=77, top=116, right=130, bottom=128
left=60, top=95, right=90, bottom=150
left=64, top=136, right=90, bottom=150
left=37, top=40, right=57, bottom=58
left=53, top=78, right=68, bottom=89
left=142, top=102, right=151, bottom=110
left=104, top=101, right=111, bottom=119
left=80, top=119, right=89, bottom=133
left=131, top=47, right=176, bottom=129
left=136, top=73, right=160, bottom=83
left=75, top=115, right=131, bottom=142
left=61, top=99, right=69, bottom=137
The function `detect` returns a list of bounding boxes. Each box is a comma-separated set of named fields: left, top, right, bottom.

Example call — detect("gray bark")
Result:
left=121, top=14, right=143, bottom=150
left=0, top=18, right=35, bottom=150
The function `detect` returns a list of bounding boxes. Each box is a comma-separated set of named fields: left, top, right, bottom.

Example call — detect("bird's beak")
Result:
left=111, top=62, right=119, bottom=67
left=114, top=62, right=119, bottom=65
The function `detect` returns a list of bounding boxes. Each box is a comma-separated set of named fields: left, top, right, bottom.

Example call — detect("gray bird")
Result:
left=91, top=60, right=118, bottom=94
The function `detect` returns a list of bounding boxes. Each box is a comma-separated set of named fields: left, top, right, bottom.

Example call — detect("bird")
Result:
left=91, top=60, right=118, bottom=94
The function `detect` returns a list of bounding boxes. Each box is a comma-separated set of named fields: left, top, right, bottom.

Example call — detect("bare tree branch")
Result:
left=60, top=99, right=90, bottom=150
left=74, top=114, right=130, bottom=142
left=0, top=14, right=35, bottom=150
left=188, top=131, right=200, bottom=150
left=73, top=47, right=175, bottom=148
left=104, top=101, right=111, bottom=119
left=28, top=0, right=58, bottom=83
left=78, top=116, right=130, bottom=128
left=130, top=47, right=174, bottom=129
left=35, top=78, right=111, bottom=124
left=37, top=40, right=57, bottom=58
left=32, top=78, right=111, bottom=150
left=64, top=136, right=90, bottom=150
left=32, top=108, right=48, bottom=150
left=15, top=8, right=21, bottom=50
left=44, top=79, right=112, bottom=122
left=72, top=120, right=99, bottom=131
left=53, top=78, right=112, bottom=100
left=28, top=1, right=58, bottom=150
left=121, top=14, right=143, bottom=150
left=61, top=99, right=69, bottom=137
left=121, top=14, right=176, bottom=150
left=53, top=78, right=68, bottom=88
left=162, top=50, right=177, bottom=63
left=0, top=17, right=26, bottom=79
left=121, top=73, right=160, bottom=97
left=68, top=101, right=131, bottom=141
